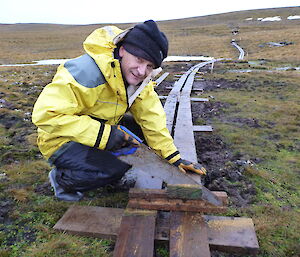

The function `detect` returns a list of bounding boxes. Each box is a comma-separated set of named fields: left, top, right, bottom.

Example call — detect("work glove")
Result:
left=105, top=125, right=140, bottom=151
left=173, top=158, right=207, bottom=175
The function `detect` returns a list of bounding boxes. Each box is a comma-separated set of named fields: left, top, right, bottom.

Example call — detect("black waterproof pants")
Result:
left=53, top=114, right=145, bottom=192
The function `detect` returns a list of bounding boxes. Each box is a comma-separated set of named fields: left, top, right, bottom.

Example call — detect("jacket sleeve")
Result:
left=130, top=81, right=181, bottom=164
left=32, top=65, right=111, bottom=150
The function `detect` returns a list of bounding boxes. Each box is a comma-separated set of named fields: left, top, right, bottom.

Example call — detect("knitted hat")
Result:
left=122, top=20, right=168, bottom=68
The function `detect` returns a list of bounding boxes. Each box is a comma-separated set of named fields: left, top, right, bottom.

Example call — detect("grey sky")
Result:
left=1, top=0, right=299, bottom=24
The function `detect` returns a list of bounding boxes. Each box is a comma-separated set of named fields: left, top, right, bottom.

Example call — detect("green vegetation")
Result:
left=201, top=61, right=300, bottom=256
left=0, top=6, right=300, bottom=257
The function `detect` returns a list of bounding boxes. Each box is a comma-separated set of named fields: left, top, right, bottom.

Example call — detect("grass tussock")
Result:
left=25, top=233, right=112, bottom=257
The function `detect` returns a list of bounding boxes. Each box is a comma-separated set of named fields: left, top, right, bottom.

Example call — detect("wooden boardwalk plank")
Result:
left=53, top=205, right=123, bottom=240
left=134, top=170, right=163, bottom=189
left=164, top=68, right=194, bottom=133
left=190, top=97, right=209, bottom=102
left=119, top=144, right=200, bottom=186
left=204, top=215, right=259, bottom=254
left=174, top=68, right=200, bottom=163
left=53, top=206, right=259, bottom=254
left=127, top=198, right=226, bottom=213
left=159, top=96, right=209, bottom=102
left=193, top=125, right=213, bottom=132
left=169, top=212, right=211, bottom=257
left=155, top=72, right=169, bottom=86
left=113, top=209, right=157, bottom=257
left=129, top=188, right=227, bottom=206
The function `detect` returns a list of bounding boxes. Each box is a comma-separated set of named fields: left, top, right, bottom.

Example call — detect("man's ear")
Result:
left=119, top=46, right=125, bottom=58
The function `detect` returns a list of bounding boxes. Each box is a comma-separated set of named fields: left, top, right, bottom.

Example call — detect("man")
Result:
left=32, top=20, right=206, bottom=201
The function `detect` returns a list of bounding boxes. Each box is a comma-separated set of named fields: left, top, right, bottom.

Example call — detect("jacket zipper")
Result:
left=111, top=61, right=124, bottom=124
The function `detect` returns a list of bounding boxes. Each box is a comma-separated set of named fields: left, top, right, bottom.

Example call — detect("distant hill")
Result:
left=1, top=6, right=299, bottom=63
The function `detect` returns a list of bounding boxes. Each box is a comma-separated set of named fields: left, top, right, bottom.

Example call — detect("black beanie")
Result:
left=122, top=20, right=168, bottom=68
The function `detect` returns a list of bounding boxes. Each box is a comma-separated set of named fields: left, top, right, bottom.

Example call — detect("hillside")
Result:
left=0, top=6, right=300, bottom=64
left=0, top=6, right=299, bottom=257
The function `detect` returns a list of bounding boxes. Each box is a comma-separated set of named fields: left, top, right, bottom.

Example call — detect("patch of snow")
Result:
left=261, top=16, right=282, bottom=22
left=228, top=69, right=253, bottom=73
left=245, top=17, right=253, bottom=21
left=164, top=56, right=214, bottom=62
left=287, top=15, right=300, bottom=20
left=0, top=59, right=69, bottom=67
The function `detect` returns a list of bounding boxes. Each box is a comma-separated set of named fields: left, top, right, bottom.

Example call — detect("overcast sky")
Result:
left=1, top=0, right=299, bottom=24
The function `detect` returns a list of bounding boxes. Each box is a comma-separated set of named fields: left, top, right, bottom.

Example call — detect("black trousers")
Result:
left=53, top=114, right=145, bottom=192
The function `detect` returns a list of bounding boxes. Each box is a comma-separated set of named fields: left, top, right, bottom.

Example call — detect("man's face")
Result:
left=119, top=46, right=155, bottom=86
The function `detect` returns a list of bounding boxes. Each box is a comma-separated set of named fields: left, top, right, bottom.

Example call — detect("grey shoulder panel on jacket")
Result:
left=64, top=54, right=106, bottom=88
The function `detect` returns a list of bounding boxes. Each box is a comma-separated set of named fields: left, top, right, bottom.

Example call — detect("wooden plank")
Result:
left=53, top=206, right=259, bottom=254
left=169, top=211, right=211, bottom=257
left=166, top=87, right=205, bottom=91
left=129, top=188, right=225, bottom=207
left=119, top=144, right=201, bottom=186
left=166, top=184, right=202, bottom=199
left=134, top=170, right=163, bottom=189
left=164, top=93, right=179, bottom=132
left=160, top=96, right=209, bottom=102
left=158, top=95, right=168, bottom=99
left=193, top=125, right=213, bottom=132
left=164, top=68, right=193, bottom=133
left=113, top=209, right=157, bottom=257
left=129, top=188, right=167, bottom=199
left=156, top=212, right=259, bottom=254
left=204, top=215, right=259, bottom=254
left=174, top=68, right=200, bottom=163
left=212, top=191, right=228, bottom=206
left=190, top=97, right=209, bottom=102
left=53, top=205, right=123, bottom=239
left=173, top=63, right=217, bottom=184
left=155, top=72, right=169, bottom=86
left=129, top=188, right=227, bottom=205
left=127, top=198, right=226, bottom=213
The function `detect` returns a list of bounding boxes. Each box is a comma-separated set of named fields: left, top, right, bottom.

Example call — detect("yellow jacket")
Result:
left=32, top=26, right=180, bottom=164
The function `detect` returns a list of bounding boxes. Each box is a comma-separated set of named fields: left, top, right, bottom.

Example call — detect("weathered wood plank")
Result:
left=170, top=212, right=211, bottom=257
left=204, top=215, right=259, bottom=254
left=127, top=198, right=226, bottom=213
left=134, top=170, right=163, bottom=189
left=53, top=206, right=259, bottom=254
left=193, top=125, right=213, bottom=132
left=113, top=209, right=157, bottom=257
left=129, top=187, right=224, bottom=206
left=119, top=144, right=201, bottom=186
left=164, top=68, right=194, bottom=133
left=190, top=97, right=209, bottom=102
left=160, top=95, right=209, bottom=102
left=53, top=205, right=123, bottom=239
left=166, top=86, right=206, bottom=91
left=156, top=212, right=259, bottom=254
left=174, top=68, right=200, bottom=164
left=166, top=184, right=202, bottom=199
left=155, top=72, right=169, bottom=86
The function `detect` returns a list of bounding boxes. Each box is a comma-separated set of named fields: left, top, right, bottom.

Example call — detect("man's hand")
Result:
left=173, top=159, right=207, bottom=175
left=105, top=125, right=140, bottom=151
